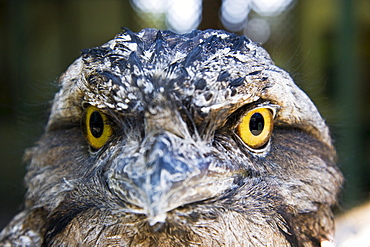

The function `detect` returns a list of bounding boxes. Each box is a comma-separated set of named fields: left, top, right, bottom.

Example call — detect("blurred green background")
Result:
left=0, top=0, right=369, bottom=229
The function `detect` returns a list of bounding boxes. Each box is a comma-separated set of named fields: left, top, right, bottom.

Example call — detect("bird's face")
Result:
left=24, top=29, right=343, bottom=245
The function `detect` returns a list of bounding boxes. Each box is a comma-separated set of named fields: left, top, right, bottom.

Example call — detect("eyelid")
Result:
left=249, top=104, right=278, bottom=118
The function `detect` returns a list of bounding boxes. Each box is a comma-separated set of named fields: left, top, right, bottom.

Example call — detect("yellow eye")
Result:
left=83, top=106, right=113, bottom=150
left=236, top=107, right=273, bottom=149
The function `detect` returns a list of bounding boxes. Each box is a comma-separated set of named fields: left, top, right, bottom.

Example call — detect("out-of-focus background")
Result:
left=0, top=0, right=369, bottom=235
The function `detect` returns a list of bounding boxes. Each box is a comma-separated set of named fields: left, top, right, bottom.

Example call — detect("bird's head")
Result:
left=24, top=29, right=342, bottom=243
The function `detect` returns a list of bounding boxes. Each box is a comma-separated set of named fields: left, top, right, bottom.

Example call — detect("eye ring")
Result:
left=236, top=107, right=274, bottom=149
left=83, top=106, right=113, bottom=150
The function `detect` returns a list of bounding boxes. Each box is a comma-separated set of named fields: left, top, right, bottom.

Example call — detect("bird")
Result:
left=0, top=28, right=343, bottom=246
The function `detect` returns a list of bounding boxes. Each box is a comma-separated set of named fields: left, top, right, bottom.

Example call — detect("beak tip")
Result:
left=147, top=210, right=167, bottom=226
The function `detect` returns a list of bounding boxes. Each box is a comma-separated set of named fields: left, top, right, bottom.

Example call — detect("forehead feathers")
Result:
left=80, top=29, right=272, bottom=112
left=49, top=28, right=331, bottom=146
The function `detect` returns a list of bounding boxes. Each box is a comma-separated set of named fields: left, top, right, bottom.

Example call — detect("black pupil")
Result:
left=249, top=113, right=264, bottom=136
left=90, top=111, right=104, bottom=138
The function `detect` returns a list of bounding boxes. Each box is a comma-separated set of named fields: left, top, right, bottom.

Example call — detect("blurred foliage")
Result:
left=0, top=0, right=369, bottom=229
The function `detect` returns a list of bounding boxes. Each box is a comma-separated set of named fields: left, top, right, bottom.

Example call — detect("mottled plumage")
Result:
left=0, top=28, right=343, bottom=246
